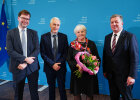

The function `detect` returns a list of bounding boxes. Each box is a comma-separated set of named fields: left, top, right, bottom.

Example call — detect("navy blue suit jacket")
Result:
left=6, top=28, right=40, bottom=82
left=103, top=30, right=139, bottom=79
left=40, top=32, right=68, bottom=73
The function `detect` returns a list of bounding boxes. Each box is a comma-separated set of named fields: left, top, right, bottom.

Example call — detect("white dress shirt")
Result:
left=51, top=32, right=58, bottom=48
left=111, top=30, right=122, bottom=49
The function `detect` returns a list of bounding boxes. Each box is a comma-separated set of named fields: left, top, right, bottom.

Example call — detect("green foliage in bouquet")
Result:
left=74, top=52, right=100, bottom=78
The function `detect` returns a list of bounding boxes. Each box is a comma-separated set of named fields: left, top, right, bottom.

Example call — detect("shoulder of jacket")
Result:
left=123, top=30, right=134, bottom=38
left=27, top=28, right=37, bottom=33
left=88, top=39, right=96, bottom=45
left=7, top=28, right=18, bottom=36
left=106, top=32, right=112, bottom=37
left=58, top=32, right=67, bottom=37
left=41, top=32, right=50, bottom=37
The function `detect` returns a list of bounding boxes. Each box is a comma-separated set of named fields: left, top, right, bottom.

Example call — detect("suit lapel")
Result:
left=47, top=32, right=53, bottom=54
left=15, top=28, right=23, bottom=51
left=108, top=33, right=113, bottom=54
left=27, top=29, right=30, bottom=55
left=57, top=33, right=61, bottom=53
left=56, top=33, right=62, bottom=60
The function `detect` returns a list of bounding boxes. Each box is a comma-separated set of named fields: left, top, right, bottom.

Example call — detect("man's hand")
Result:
left=18, top=63, right=27, bottom=70
left=52, top=63, right=61, bottom=71
left=25, top=57, right=35, bottom=64
left=127, top=76, right=135, bottom=86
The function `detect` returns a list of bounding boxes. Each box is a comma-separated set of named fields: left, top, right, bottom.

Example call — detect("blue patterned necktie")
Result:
left=21, top=30, right=26, bottom=56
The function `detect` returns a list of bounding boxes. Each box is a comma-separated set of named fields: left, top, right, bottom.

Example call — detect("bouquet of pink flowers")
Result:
left=74, top=51, right=100, bottom=78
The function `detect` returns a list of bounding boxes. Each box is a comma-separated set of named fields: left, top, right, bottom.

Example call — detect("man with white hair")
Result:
left=40, top=17, right=68, bottom=100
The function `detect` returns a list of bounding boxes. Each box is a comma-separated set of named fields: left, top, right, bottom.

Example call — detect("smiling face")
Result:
left=110, top=16, right=123, bottom=33
left=75, top=29, right=86, bottom=42
left=50, top=18, right=60, bottom=34
left=74, top=25, right=87, bottom=42
left=18, top=14, right=30, bottom=29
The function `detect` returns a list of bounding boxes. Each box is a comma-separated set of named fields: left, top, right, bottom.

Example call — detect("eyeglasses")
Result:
left=20, top=17, right=30, bottom=21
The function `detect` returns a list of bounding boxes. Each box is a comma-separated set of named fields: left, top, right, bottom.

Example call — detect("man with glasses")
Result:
left=6, top=10, right=40, bottom=100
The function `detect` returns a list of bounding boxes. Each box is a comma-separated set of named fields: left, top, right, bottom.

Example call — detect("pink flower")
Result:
left=75, top=51, right=100, bottom=76
left=92, top=56, right=96, bottom=60
left=94, top=66, right=99, bottom=71
left=94, top=62, right=97, bottom=66
left=87, top=60, right=90, bottom=64
left=81, top=55, right=85, bottom=60
left=94, top=66, right=99, bottom=74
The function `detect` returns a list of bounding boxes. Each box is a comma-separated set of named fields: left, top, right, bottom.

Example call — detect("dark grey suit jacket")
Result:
left=103, top=30, right=139, bottom=80
left=6, top=28, right=40, bottom=82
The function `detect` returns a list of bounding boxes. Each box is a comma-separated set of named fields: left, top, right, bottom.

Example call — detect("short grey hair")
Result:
left=110, top=14, right=123, bottom=22
left=74, top=24, right=87, bottom=33
left=50, top=17, right=61, bottom=24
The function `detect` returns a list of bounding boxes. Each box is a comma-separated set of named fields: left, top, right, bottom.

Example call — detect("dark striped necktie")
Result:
left=112, top=34, right=117, bottom=54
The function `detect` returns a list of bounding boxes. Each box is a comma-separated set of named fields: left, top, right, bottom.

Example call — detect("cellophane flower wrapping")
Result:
left=74, top=51, right=100, bottom=78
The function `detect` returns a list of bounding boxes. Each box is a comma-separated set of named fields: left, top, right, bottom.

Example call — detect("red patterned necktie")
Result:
left=112, top=34, right=117, bottom=53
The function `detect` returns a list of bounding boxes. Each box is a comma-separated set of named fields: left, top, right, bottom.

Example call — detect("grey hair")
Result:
left=74, top=24, right=87, bottom=33
left=50, top=17, right=61, bottom=24
left=110, top=14, right=123, bottom=22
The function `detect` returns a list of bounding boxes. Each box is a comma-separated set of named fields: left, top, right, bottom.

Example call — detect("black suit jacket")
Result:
left=6, top=28, right=40, bottom=81
left=40, top=32, right=68, bottom=73
left=103, top=30, right=139, bottom=80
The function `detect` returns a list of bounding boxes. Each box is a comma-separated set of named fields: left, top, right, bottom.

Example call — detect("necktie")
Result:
left=21, top=30, right=26, bottom=56
left=53, top=35, right=57, bottom=59
left=112, top=34, right=117, bottom=54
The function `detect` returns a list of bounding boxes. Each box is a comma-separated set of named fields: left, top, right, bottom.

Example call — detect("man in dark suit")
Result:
left=103, top=14, right=139, bottom=100
left=40, top=17, right=68, bottom=100
left=6, top=10, right=40, bottom=100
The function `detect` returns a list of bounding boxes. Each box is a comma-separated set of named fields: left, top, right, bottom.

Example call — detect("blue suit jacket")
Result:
left=6, top=28, right=40, bottom=82
left=40, top=32, right=68, bottom=73
left=103, top=30, right=139, bottom=79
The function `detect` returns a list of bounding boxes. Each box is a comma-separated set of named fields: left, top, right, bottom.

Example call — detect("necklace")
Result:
left=71, top=38, right=91, bottom=53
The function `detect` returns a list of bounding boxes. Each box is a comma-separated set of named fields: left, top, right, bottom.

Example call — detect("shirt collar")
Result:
left=51, top=32, right=58, bottom=37
left=18, top=26, right=27, bottom=33
left=112, top=29, right=122, bottom=37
